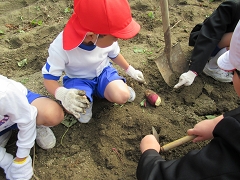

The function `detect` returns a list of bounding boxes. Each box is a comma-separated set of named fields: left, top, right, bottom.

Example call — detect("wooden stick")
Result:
left=160, top=135, right=196, bottom=152
left=170, top=19, right=182, bottom=30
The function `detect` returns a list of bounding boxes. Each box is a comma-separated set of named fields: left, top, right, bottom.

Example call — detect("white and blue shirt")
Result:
left=42, top=31, right=120, bottom=80
left=0, top=75, right=36, bottom=158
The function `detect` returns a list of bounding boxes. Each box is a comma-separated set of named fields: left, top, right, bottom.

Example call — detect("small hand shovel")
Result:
left=154, top=0, right=188, bottom=87
left=152, top=126, right=195, bottom=152
left=152, top=126, right=160, bottom=143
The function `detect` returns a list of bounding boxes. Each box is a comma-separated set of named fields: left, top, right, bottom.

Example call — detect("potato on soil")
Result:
left=145, top=89, right=161, bottom=106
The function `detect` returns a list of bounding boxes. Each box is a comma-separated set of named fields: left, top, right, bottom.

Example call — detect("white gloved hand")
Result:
left=126, top=65, right=145, bottom=83
left=8, top=156, right=33, bottom=180
left=174, top=70, right=197, bottom=88
left=55, top=87, right=90, bottom=119
left=0, top=147, right=13, bottom=180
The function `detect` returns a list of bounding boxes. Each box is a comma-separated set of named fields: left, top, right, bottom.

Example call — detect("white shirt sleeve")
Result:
left=108, top=42, right=120, bottom=59
left=0, top=83, right=37, bottom=158
left=42, top=32, right=68, bottom=80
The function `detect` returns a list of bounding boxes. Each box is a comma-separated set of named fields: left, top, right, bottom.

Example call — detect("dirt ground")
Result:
left=0, top=0, right=238, bottom=179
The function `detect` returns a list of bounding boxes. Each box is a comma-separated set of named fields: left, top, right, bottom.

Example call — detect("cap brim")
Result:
left=217, top=51, right=235, bottom=71
left=63, top=14, right=86, bottom=50
left=111, top=18, right=140, bottom=39
left=63, top=15, right=140, bottom=50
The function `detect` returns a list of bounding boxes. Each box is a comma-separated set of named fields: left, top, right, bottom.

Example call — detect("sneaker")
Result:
left=203, top=62, right=233, bottom=82
left=127, top=86, right=136, bottom=102
left=0, top=131, right=12, bottom=148
left=36, top=126, right=56, bottom=150
left=79, top=102, right=93, bottom=123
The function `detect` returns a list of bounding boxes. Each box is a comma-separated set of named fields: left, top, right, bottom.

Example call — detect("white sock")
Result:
left=208, top=48, right=227, bottom=69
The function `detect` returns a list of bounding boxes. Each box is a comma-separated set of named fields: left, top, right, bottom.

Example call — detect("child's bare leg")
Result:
left=218, top=32, right=232, bottom=49
left=208, top=32, right=233, bottom=68
left=104, top=80, right=131, bottom=104
left=31, top=97, right=64, bottom=127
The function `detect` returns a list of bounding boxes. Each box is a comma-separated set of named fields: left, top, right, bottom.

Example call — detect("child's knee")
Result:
left=113, top=90, right=130, bottom=104
left=43, top=105, right=64, bottom=126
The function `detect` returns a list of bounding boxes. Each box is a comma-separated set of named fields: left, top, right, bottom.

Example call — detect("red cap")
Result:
left=63, top=0, right=140, bottom=50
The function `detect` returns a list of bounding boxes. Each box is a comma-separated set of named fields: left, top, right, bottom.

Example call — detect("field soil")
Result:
left=0, top=0, right=237, bottom=179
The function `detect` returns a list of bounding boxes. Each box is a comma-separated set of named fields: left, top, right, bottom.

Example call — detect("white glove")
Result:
left=55, top=87, right=90, bottom=119
left=8, top=155, right=33, bottom=180
left=0, top=147, right=13, bottom=180
left=126, top=65, right=145, bottom=83
left=174, top=70, right=197, bottom=88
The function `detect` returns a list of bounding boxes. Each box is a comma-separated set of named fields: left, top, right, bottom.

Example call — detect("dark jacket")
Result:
left=189, top=0, right=240, bottom=74
left=136, top=116, right=240, bottom=180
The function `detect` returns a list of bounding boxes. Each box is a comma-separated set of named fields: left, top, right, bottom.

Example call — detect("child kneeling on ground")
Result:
left=0, top=75, right=64, bottom=179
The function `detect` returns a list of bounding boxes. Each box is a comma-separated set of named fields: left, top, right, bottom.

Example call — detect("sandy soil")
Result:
left=0, top=0, right=238, bottom=179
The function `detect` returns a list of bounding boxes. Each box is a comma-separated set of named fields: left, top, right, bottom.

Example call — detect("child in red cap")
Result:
left=42, top=0, right=145, bottom=123
left=136, top=20, right=240, bottom=179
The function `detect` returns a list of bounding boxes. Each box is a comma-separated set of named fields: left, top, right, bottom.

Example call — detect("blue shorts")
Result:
left=0, top=90, right=42, bottom=136
left=63, top=65, right=126, bottom=102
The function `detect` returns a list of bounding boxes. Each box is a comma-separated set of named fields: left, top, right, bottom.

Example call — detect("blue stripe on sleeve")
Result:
left=108, top=54, right=119, bottom=60
left=43, top=74, right=60, bottom=80
left=46, top=62, right=50, bottom=72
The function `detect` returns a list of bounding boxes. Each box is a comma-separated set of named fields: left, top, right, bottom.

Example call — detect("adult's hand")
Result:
left=55, top=87, right=90, bottom=119
left=174, top=70, right=197, bottom=88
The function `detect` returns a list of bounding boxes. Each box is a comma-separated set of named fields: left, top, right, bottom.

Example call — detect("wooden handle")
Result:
left=160, top=0, right=171, bottom=60
left=160, top=0, right=170, bottom=34
left=160, top=135, right=196, bottom=152
left=160, top=0, right=173, bottom=65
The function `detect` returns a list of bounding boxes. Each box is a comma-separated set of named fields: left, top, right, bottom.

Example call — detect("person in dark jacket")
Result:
left=136, top=20, right=240, bottom=180
left=174, top=0, right=240, bottom=88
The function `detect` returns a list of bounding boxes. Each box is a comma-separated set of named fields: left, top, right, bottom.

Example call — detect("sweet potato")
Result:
left=145, top=89, right=161, bottom=106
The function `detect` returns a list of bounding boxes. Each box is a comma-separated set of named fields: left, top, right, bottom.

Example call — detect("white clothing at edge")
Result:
left=0, top=75, right=36, bottom=158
